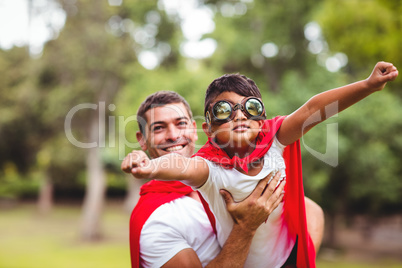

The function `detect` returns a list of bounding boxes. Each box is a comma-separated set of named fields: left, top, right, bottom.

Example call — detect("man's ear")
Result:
left=136, top=131, right=148, bottom=151
left=202, top=122, right=213, bottom=138
left=191, top=120, right=199, bottom=142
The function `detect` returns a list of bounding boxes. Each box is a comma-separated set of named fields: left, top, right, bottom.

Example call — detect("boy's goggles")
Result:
left=206, top=97, right=266, bottom=124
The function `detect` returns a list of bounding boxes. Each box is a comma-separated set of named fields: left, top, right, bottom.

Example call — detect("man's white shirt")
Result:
left=140, top=196, right=221, bottom=268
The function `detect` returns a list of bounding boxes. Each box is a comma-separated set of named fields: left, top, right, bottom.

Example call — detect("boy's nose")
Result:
left=233, top=108, right=246, bottom=121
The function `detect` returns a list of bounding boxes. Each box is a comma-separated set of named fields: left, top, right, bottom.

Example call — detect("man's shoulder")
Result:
left=141, top=196, right=213, bottom=237
left=146, top=196, right=204, bottom=223
left=139, top=196, right=220, bottom=268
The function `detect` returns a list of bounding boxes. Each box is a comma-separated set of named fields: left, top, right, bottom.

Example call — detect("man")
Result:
left=122, top=91, right=324, bottom=267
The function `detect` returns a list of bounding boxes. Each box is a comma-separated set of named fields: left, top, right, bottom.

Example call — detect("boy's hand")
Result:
left=219, top=171, right=285, bottom=233
left=366, top=61, right=398, bottom=92
left=121, top=150, right=152, bottom=179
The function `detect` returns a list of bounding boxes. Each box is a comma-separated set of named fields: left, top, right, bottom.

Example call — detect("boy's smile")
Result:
left=232, top=123, right=250, bottom=132
left=203, top=91, right=264, bottom=158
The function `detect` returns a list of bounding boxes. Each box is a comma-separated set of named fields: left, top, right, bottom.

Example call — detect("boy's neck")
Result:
left=224, top=141, right=256, bottom=159
left=235, top=157, right=264, bottom=175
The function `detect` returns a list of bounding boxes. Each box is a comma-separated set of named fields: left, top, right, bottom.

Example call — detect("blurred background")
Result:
left=0, top=0, right=401, bottom=267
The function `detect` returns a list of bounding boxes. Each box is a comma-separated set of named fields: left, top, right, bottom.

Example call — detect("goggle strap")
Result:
left=233, top=103, right=243, bottom=111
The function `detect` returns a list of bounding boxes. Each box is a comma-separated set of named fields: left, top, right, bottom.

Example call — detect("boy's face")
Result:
left=136, top=103, right=198, bottom=159
left=202, top=91, right=264, bottom=157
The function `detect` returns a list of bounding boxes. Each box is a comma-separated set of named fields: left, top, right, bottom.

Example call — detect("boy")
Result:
left=123, top=61, right=398, bottom=267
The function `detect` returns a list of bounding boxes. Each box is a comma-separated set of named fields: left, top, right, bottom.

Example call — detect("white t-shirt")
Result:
left=139, top=195, right=221, bottom=268
left=195, top=137, right=296, bottom=268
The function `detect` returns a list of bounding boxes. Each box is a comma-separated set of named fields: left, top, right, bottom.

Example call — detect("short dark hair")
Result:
left=137, top=91, right=193, bottom=134
left=204, top=74, right=262, bottom=116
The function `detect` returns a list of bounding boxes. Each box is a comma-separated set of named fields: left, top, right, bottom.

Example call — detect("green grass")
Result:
left=317, top=260, right=402, bottom=268
left=0, top=203, right=130, bottom=268
left=1, top=202, right=401, bottom=268
left=317, top=261, right=402, bottom=268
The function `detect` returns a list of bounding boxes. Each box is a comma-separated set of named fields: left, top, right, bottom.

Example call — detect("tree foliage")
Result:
left=306, top=0, right=402, bottom=216
left=315, top=0, right=402, bottom=91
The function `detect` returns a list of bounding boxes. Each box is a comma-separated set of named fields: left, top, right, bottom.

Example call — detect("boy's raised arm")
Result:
left=121, top=150, right=209, bottom=188
left=277, top=61, right=398, bottom=146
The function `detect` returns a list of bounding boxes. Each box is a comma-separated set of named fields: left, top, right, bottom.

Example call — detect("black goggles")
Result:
left=206, top=97, right=266, bottom=124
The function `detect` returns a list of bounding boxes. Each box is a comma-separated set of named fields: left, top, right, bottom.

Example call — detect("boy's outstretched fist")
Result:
left=121, top=150, right=153, bottom=179
left=366, top=61, right=398, bottom=92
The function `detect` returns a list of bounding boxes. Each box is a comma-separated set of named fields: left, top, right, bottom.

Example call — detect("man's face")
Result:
left=137, top=103, right=198, bottom=159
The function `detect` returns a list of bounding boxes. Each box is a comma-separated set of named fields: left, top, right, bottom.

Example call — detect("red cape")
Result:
left=194, top=116, right=316, bottom=268
left=129, top=180, right=193, bottom=268
left=129, top=180, right=215, bottom=268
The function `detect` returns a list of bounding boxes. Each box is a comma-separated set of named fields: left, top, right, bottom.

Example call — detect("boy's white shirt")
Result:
left=194, top=137, right=296, bottom=268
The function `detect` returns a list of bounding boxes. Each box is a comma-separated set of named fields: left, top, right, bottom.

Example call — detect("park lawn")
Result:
left=317, top=260, right=402, bottom=268
left=0, top=202, right=401, bottom=268
left=0, top=202, right=130, bottom=268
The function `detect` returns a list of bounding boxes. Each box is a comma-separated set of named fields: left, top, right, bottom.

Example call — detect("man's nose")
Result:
left=166, top=125, right=181, bottom=141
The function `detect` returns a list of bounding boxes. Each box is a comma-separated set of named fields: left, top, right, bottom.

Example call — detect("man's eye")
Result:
left=178, top=121, right=188, bottom=127
left=152, top=126, right=163, bottom=132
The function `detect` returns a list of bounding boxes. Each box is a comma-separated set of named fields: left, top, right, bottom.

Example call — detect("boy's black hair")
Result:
left=204, top=74, right=263, bottom=116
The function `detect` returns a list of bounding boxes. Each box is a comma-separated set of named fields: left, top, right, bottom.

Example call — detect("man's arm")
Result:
left=161, top=172, right=285, bottom=268
left=305, top=196, right=325, bottom=253
left=121, top=150, right=209, bottom=188
left=277, top=61, right=398, bottom=146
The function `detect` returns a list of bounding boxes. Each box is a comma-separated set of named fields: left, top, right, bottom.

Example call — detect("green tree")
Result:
left=315, top=0, right=401, bottom=91
left=0, top=47, right=38, bottom=173
left=313, top=0, right=402, bottom=207
left=0, top=47, right=51, bottom=201
left=307, top=0, right=402, bottom=244
left=38, top=0, right=135, bottom=240
left=205, top=0, right=321, bottom=92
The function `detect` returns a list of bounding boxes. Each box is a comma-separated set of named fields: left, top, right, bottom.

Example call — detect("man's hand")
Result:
left=220, top=172, right=285, bottom=233
left=366, top=61, right=398, bottom=92
left=121, top=150, right=153, bottom=179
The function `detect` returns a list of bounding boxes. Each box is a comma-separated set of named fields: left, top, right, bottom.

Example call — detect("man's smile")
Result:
left=158, top=140, right=189, bottom=153
left=164, top=145, right=185, bottom=152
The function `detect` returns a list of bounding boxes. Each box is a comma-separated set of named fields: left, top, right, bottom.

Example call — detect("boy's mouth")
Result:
left=232, top=124, right=250, bottom=131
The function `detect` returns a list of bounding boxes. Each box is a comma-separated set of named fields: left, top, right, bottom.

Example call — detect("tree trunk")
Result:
left=263, top=60, right=281, bottom=93
left=361, top=215, right=376, bottom=242
left=80, top=114, right=106, bottom=241
left=123, top=174, right=143, bottom=213
left=37, top=171, right=53, bottom=215
left=326, top=212, right=337, bottom=247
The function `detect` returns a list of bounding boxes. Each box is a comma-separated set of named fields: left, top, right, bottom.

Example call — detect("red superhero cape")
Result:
left=129, top=180, right=216, bottom=268
left=194, top=116, right=316, bottom=268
